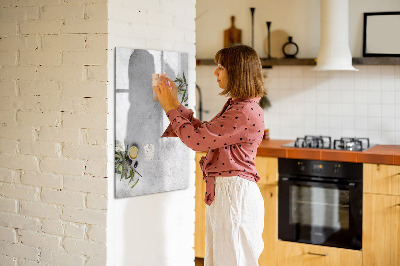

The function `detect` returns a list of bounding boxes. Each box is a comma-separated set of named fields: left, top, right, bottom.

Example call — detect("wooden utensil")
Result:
left=224, top=16, right=242, bottom=48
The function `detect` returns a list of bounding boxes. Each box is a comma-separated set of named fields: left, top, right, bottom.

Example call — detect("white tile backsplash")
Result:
left=195, top=65, right=400, bottom=144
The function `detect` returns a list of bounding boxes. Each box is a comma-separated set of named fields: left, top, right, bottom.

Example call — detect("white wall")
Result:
left=196, top=0, right=400, bottom=145
left=0, top=1, right=108, bottom=265
left=107, top=1, right=197, bottom=266
left=197, top=64, right=400, bottom=145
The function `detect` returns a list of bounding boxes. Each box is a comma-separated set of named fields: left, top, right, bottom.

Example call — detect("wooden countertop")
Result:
left=256, top=139, right=400, bottom=165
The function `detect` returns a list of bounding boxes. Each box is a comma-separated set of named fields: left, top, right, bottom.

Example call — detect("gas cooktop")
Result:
left=282, top=135, right=375, bottom=151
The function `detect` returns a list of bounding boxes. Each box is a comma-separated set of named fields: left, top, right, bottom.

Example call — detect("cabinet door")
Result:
left=364, top=164, right=400, bottom=196
left=259, top=185, right=278, bottom=266
left=255, top=156, right=278, bottom=186
left=195, top=152, right=207, bottom=258
left=363, top=193, right=400, bottom=266
left=277, top=241, right=362, bottom=266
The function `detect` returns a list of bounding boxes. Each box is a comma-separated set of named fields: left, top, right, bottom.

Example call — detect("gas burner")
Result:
left=333, top=137, right=370, bottom=151
left=295, top=135, right=332, bottom=149
left=283, top=136, right=372, bottom=151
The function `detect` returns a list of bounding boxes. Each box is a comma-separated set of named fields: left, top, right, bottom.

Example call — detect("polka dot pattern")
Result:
left=161, top=97, right=265, bottom=206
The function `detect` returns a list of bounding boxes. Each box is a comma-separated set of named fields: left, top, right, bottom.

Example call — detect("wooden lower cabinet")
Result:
left=195, top=152, right=207, bottom=258
left=363, top=193, right=400, bottom=266
left=363, top=164, right=400, bottom=196
left=259, top=185, right=278, bottom=266
left=276, top=241, right=362, bottom=266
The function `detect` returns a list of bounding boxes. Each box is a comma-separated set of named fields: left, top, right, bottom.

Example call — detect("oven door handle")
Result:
left=280, top=177, right=357, bottom=189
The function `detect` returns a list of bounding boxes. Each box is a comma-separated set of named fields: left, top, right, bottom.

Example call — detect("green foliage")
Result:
left=115, top=141, right=142, bottom=188
left=174, top=72, right=188, bottom=104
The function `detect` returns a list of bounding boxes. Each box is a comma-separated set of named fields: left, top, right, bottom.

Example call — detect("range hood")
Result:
left=314, top=0, right=358, bottom=71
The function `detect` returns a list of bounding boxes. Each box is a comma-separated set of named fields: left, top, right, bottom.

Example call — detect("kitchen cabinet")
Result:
left=276, top=241, right=362, bottom=266
left=255, top=156, right=278, bottom=186
left=194, top=154, right=279, bottom=265
left=363, top=163, right=400, bottom=266
left=259, top=184, right=278, bottom=266
left=363, top=163, right=400, bottom=196
left=195, top=151, right=207, bottom=258
left=363, top=193, right=400, bottom=266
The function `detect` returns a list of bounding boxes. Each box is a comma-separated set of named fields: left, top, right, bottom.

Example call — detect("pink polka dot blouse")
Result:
left=161, top=97, right=265, bottom=205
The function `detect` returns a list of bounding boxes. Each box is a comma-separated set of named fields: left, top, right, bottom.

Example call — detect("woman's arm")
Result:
left=165, top=106, right=249, bottom=152
left=161, top=103, right=203, bottom=138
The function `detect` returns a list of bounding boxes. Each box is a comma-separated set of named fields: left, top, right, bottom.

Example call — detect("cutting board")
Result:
left=224, top=16, right=242, bottom=48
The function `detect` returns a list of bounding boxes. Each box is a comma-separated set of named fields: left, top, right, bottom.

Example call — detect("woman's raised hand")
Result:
left=160, top=75, right=180, bottom=109
left=153, top=75, right=175, bottom=113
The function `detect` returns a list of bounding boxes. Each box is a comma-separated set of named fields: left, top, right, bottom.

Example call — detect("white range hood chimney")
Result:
left=314, top=0, right=358, bottom=71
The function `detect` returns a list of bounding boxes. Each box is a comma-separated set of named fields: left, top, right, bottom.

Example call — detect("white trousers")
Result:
left=205, top=176, right=265, bottom=266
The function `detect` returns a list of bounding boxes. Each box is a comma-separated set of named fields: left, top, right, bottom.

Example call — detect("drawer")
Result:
left=364, top=164, right=400, bottom=196
left=276, top=241, right=362, bottom=266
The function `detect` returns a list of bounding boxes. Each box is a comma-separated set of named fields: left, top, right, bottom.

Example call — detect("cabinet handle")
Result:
left=307, top=252, right=328, bottom=256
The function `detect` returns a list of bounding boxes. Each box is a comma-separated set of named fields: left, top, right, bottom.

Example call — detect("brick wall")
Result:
left=0, top=1, right=108, bottom=265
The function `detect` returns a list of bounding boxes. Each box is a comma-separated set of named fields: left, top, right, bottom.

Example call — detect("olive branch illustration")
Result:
left=174, top=72, right=188, bottom=105
left=115, top=141, right=142, bottom=188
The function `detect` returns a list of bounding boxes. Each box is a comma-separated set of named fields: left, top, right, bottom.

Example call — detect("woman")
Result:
left=153, top=44, right=266, bottom=266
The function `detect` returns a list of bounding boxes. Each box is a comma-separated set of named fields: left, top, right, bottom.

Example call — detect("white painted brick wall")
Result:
left=0, top=0, right=108, bottom=264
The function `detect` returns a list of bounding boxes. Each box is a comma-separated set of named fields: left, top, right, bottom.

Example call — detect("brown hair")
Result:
left=214, top=44, right=266, bottom=99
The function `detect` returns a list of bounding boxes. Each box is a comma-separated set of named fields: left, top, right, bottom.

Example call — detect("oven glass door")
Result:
left=278, top=177, right=362, bottom=250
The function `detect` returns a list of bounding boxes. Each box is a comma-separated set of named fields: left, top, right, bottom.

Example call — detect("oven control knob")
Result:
left=297, top=161, right=305, bottom=171
left=333, top=164, right=341, bottom=174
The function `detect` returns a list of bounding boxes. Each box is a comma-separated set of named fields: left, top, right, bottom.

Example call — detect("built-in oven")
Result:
left=278, top=158, right=363, bottom=250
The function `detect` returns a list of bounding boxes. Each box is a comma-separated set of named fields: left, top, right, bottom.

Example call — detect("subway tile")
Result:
left=341, top=89, right=354, bottom=103
left=341, top=117, right=355, bottom=129
left=367, top=77, right=381, bottom=91
left=316, top=89, right=329, bottom=103
left=367, top=104, right=382, bottom=117
left=355, top=116, right=368, bottom=130
left=341, top=104, right=355, bottom=116
left=382, top=104, right=395, bottom=118
left=303, top=88, right=316, bottom=103
left=329, top=116, right=341, bottom=129
left=316, top=103, right=329, bottom=115
left=328, top=88, right=341, bottom=103
left=367, top=129, right=382, bottom=143
left=315, top=77, right=329, bottom=90
left=382, top=78, right=395, bottom=91
left=341, top=128, right=355, bottom=137
left=329, top=103, right=341, bottom=116
left=304, top=102, right=316, bottom=115
left=394, top=66, right=400, bottom=78
left=381, top=131, right=396, bottom=144
left=382, top=117, right=396, bottom=131
left=291, top=67, right=303, bottom=78
left=381, top=65, right=395, bottom=77
left=355, top=104, right=368, bottom=116
left=291, top=77, right=304, bottom=90
left=368, top=117, right=382, bottom=131
left=395, top=118, right=400, bottom=131
left=354, top=90, right=368, bottom=104
left=367, top=65, right=381, bottom=76
left=382, top=90, right=395, bottom=104
left=316, top=115, right=330, bottom=128
left=367, top=91, right=381, bottom=104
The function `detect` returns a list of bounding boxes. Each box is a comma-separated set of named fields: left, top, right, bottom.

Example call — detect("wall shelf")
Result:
left=196, top=57, right=400, bottom=67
